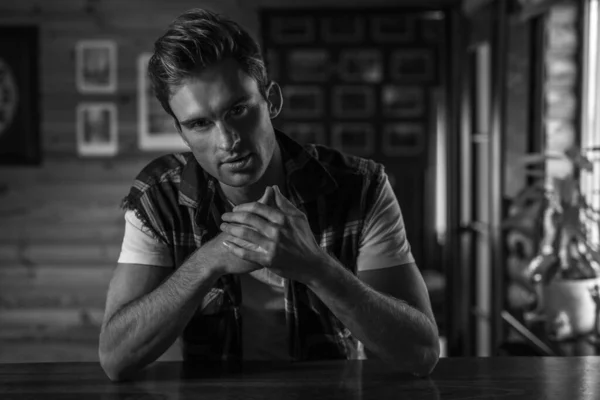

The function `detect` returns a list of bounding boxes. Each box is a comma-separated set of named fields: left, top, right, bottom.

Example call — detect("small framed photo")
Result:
left=283, top=123, right=326, bottom=145
left=421, top=14, right=444, bottom=42
left=333, top=86, right=375, bottom=118
left=382, top=122, right=425, bottom=156
left=371, top=15, right=415, bottom=42
left=138, top=53, right=187, bottom=152
left=271, top=16, right=315, bottom=44
left=339, top=50, right=383, bottom=83
left=331, top=123, right=374, bottom=156
left=75, top=40, right=117, bottom=94
left=322, top=16, right=365, bottom=43
left=76, top=102, right=118, bottom=157
left=382, top=85, right=425, bottom=118
left=282, top=86, right=324, bottom=118
left=390, top=49, right=435, bottom=82
left=288, top=49, right=331, bottom=82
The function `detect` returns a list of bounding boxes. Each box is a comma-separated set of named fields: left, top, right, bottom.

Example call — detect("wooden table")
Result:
left=1, top=357, right=599, bottom=399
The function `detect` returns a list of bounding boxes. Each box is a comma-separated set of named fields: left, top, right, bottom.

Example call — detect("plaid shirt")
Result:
left=122, top=130, right=386, bottom=361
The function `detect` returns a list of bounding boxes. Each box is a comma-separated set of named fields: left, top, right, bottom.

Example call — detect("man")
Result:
left=98, top=8, right=439, bottom=381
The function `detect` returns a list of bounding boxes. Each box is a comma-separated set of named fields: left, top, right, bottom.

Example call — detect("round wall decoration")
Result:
left=0, top=57, right=19, bottom=138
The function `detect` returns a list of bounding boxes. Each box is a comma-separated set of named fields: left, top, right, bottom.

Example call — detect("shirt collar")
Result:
left=177, top=129, right=338, bottom=211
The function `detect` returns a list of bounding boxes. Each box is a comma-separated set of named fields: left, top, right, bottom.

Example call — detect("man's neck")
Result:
left=219, top=142, right=287, bottom=206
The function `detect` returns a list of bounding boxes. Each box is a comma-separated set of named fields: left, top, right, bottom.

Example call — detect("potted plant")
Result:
left=504, top=146, right=600, bottom=340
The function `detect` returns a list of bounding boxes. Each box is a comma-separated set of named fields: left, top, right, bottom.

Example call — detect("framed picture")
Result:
left=421, top=13, right=444, bottom=42
left=75, top=40, right=117, bottom=94
left=390, top=49, right=435, bottom=82
left=371, top=15, right=415, bottom=42
left=382, top=122, right=425, bottom=156
left=76, top=102, right=118, bottom=157
left=331, top=123, right=374, bottom=156
left=137, top=53, right=188, bottom=152
left=339, top=49, right=383, bottom=83
left=322, top=16, right=365, bottom=43
left=288, top=49, right=330, bottom=82
left=382, top=85, right=425, bottom=118
left=282, top=122, right=326, bottom=145
left=271, top=16, right=315, bottom=43
left=282, top=86, right=324, bottom=118
left=332, top=86, right=375, bottom=118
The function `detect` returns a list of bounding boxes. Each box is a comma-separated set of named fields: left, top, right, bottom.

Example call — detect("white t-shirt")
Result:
left=117, top=174, right=414, bottom=360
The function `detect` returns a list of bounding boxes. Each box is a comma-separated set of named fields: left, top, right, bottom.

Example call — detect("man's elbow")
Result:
left=98, top=340, right=140, bottom=382
left=412, top=341, right=440, bottom=377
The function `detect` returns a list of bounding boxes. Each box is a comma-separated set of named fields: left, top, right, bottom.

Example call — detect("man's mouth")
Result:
left=222, top=154, right=251, bottom=164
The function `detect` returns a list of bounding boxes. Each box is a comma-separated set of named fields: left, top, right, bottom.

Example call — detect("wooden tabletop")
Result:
left=1, top=356, right=599, bottom=399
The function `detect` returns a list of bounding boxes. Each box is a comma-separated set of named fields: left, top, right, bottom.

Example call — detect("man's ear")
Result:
left=266, top=81, right=283, bottom=119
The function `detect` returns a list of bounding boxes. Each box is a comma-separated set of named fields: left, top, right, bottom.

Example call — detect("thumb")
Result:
left=258, top=186, right=275, bottom=205
left=273, top=185, right=294, bottom=211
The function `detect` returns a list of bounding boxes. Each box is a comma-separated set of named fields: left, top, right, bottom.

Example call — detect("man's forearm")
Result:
left=307, top=256, right=439, bottom=376
left=99, top=253, right=221, bottom=381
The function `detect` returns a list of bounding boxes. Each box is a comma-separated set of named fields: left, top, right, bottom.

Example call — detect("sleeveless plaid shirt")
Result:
left=121, top=131, right=386, bottom=361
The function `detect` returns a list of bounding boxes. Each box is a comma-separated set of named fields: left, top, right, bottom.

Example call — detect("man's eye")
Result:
left=230, top=105, right=248, bottom=117
left=190, top=120, right=212, bottom=130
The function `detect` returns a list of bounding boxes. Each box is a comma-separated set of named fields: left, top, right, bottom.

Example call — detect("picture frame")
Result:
left=76, top=102, right=118, bottom=157
left=371, top=15, right=415, bottom=42
left=288, top=49, right=331, bottom=82
left=332, top=85, right=375, bottom=118
left=382, top=85, right=425, bottom=118
left=282, top=86, right=324, bottom=118
left=271, top=16, right=315, bottom=44
left=339, top=49, right=383, bottom=83
left=390, top=49, right=435, bottom=82
left=331, top=123, right=374, bottom=156
left=75, top=40, right=117, bottom=94
left=322, top=15, right=365, bottom=43
left=421, top=13, right=444, bottom=42
left=282, top=122, right=326, bottom=146
left=137, top=53, right=188, bottom=152
left=382, top=122, right=425, bottom=156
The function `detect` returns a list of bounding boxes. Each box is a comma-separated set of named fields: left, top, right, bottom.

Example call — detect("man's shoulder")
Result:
left=131, top=152, right=192, bottom=189
left=306, top=143, right=383, bottom=179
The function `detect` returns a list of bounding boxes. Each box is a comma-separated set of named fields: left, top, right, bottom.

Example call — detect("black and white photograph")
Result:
left=138, top=53, right=188, bottom=151
left=283, top=122, right=326, bottom=146
left=75, top=40, right=117, bottom=94
left=371, top=14, right=415, bottom=42
left=76, top=102, right=118, bottom=156
left=322, top=15, right=365, bottom=42
left=282, top=86, right=324, bottom=118
left=382, top=85, right=425, bottom=117
left=331, top=123, right=374, bottom=156
left=270, top=16, right=315, bottom=43
left=382, top=122, right=425, bottom=156
left=390, top=49, right=435, bottom=82
left=333, top=85, right=375, bottom=118
left=339, top=49, right=383, bottom=83
left=288, top=49, right=330, bottom=81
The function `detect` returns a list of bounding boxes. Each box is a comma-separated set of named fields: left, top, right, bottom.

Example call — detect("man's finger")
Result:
left=258, top=186, right=274, bottom=205
left=273, top=185, right=297, bottom=212
left=233, top=201, right=285, bottom=225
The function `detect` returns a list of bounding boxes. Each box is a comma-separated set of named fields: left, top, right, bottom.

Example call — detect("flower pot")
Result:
left=542, top=277, right=600, bottom=340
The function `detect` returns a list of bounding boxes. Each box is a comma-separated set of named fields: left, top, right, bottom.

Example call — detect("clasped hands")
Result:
left=219, top=185, right=327, bottom=285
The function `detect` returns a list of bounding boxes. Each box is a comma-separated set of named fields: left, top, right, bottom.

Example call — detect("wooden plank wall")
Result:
left=0, top=0, right=453, bottom=364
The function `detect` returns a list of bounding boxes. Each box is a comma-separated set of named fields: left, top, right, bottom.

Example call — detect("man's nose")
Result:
left=216, top=122, right=240, bottom=151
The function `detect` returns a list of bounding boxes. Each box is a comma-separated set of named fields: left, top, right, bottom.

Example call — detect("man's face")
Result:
left=169, top=58, right=277, bottom=188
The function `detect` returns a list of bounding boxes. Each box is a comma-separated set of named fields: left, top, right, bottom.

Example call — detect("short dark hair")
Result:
left=148, top=9, right=269, bottom=130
